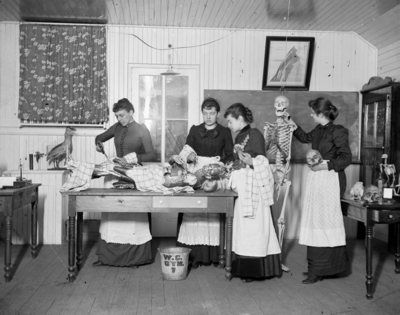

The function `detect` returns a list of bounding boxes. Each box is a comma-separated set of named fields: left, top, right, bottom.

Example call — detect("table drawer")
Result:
left=374, top=211, right=400, bottom=223
left=153, top=196, right=208, bottom=208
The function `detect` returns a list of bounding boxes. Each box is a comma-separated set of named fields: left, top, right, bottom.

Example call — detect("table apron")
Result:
left=73, top=195, right=232, bottom=214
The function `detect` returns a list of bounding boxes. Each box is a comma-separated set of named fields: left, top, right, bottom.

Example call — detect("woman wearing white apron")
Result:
left=288, top=97, right=352, bottom=284
left=174, top=98, right=234, bottom=268
left=224, top=103, right=282, bottom=283
left=92, top=98, right=155, bottom=268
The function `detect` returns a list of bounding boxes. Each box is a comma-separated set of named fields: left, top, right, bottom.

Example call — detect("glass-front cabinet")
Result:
left=360, top=80, right=400, bottom=187
left=360, top=78, right=400, bottom=249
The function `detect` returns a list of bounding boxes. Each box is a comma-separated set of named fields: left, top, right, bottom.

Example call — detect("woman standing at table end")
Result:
left=175, top=97, right=234, bottom=269
left=93, top=98, right=156, bottom=268
left=287, top=97, right=352, bottom=284
left=224, top=103, right=282, bottom=283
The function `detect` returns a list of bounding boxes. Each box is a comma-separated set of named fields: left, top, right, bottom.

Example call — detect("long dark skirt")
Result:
left=176, top=213, right=220, bottom=264
left=231, top=252, right=282, bottom=279
left=176, top=241, right=220, bottom=264
left=307, top=245, right=349, bottom=276
left=96, top=238, right=152, bottom=267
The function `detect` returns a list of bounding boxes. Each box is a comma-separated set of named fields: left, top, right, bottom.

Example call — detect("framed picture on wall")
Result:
left=262, top=36, right=315, bottom=91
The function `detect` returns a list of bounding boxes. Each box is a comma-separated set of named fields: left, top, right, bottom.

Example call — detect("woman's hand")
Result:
left=172, top=155, right=185, bottom=165
left=96, top=141, right=104, bottom=153
left=283, top=112, right=298, bottom=130
left=238, top=151, right=253, bottom=166
left=309, top=163, right=328, bottom=172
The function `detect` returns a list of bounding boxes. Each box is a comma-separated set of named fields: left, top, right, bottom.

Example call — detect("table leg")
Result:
left=219, top=214, right=226, bottom=268
left=31, top=200, right=38, bottom=258
left=76, top=212, right=83, bottom=270
left=395, top=223, right=400, bottom=274
left=225, top=215, right=233, bottom=281
left=68, top=215, right=76, bottom=283
left=4, top=215, right=12, bottom=282
left=366, top=220, right=374, bottom=300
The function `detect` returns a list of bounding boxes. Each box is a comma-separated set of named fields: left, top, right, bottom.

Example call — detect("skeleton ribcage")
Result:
left=264, top=122, right=292, bottom=165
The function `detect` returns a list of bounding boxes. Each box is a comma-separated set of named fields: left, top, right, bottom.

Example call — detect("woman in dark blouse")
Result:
left=93, top=98, right=156, bottom=268
left=288, top=97, right=352, bottom=284
left=224, top=103, right=282, bottom=283
left=176, top=98, right=234, bottom=268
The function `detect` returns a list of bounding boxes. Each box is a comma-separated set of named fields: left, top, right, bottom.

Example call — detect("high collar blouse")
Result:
left=185, top=123, right=234, bottom=163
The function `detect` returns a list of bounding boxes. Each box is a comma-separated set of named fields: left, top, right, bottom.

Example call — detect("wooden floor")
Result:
left=1, top=238, right=400, bottom=315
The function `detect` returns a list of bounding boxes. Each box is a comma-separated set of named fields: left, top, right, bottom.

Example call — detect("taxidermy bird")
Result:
left=47, top=127, right=76, bottom=169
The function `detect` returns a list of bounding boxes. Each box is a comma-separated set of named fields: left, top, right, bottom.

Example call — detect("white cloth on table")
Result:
left=60, top=162, right=95, bottom=192
left=60, top=160, right=194, bottom=245
left=178, top=155, right=222, bottom=246
left=101, top=164, right=194, bottom=245
left=229, top=156, right=281, bottom=257
left=299, top=169, right=346, bottom=247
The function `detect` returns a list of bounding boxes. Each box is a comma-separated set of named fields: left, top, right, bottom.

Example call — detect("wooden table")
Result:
left=341, top=198, right=400, bottom=299
left=61, top=189, right=238, bottom=283
left=0, top=184, right=41, bottom=282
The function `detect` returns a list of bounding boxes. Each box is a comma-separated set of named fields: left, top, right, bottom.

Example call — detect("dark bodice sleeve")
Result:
left=325, top=126, right=352, bottom=172
left=293, top=125, right=317, bottom=144
left=294, top=123, right=352, bottom=197
left=186, top=123, right=234, bottom=163
left=234, top=126, right=266, bottom=160
left=293, top=123, right=352, bottom=172
left=95, top=122, right=118, bottom=144
left=94, top=121, right=155, bottom=162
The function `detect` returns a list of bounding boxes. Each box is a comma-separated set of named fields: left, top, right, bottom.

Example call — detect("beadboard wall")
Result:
left=0, top=22, right=379, bottom=241
left=355, top=3, right=400, bottom=81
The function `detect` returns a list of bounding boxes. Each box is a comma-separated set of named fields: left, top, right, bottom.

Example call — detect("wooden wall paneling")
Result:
left=306, top=0, right=340, bottom=31
left=201, top=28, right=209, bottom=89
left=173, top=0, right=184, bottom=28
left=114, top=0, right=126, bottom=25
left=320, top=32, right=335, bottom=90
left=207, top=30, right=217, bottom=90
left=319, top=0, right=350, bottom=31
left=1, top=23, right=19, bottom=127
left=357, top=4, right=400, bottom=49
left=340, top=33, right=355, bottom=91
left=248, top=0, right=265, bottom=30
left=122, top=0, right=133, bottom=25
left=378, top=42, right=400, bottom=81
left=166, top=0, right=176, bottom=27
left=332, top=33, right=343, bottom=90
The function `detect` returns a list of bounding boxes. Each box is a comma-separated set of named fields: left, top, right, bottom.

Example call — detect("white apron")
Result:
left=178, top=156, right=221, bottom=246
left=299, top=170, right=346, bottom=247
left=100, top=213, right=152, bottom=245
left=230, top=167, right=281, bottom=257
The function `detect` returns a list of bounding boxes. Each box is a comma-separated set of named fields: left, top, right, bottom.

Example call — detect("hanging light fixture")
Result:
left=161, top=44, right=180, bottom=76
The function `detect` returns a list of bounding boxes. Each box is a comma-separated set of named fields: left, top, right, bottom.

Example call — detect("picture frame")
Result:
left=262, top=36, right=315, bottom=91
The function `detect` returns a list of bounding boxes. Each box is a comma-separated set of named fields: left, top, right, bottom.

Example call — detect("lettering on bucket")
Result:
left=163, top=254, right=185, bottom=273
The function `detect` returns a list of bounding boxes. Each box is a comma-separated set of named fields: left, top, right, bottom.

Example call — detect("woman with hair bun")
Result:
left=224, top=103, right=282, bottom=282
left=287, top=97, right=352, bottom=284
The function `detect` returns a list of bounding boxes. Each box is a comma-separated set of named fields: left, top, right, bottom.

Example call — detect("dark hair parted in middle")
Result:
left=113, top=98, right=135, bottom=113
left=308, top=97, right=338, bottom=121
left=201, top=97, right=221, bottom=112
left=224, top=103, right=254, bottom=124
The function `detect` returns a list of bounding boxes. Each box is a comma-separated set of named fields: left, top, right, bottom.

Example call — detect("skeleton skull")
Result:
left=350, top=182, right=364, bottom=202
left=274, top=95, right=289, bottom=117
left=362, top=185, right=382, bottom=203
left=306, top=149, right=323, bottom=167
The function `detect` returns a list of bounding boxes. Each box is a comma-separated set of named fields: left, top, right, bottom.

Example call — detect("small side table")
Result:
left=0, top=184, right=41, bottom=282
left=341, top=198, right=400, bottom=299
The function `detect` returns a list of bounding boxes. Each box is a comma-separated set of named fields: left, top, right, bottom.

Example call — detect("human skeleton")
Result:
left=380, top=154, right=397, bottom=188
left=263, top=95, right=296, bottom=272
left=264, top=96, right=296, bottom=197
